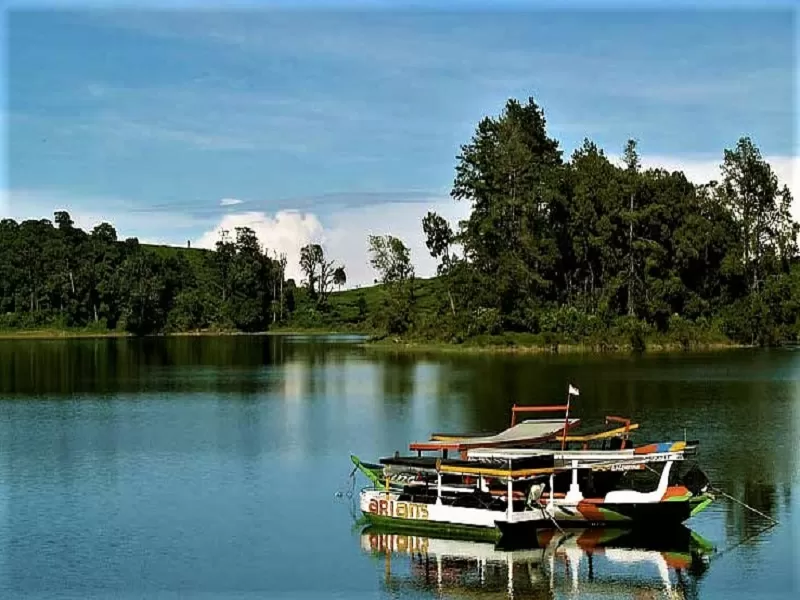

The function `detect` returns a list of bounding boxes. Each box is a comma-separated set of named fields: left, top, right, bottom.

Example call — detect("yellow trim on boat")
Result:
left=438, top=464, right=555, bottom=478
left=561, top=423, right=640, bottom=442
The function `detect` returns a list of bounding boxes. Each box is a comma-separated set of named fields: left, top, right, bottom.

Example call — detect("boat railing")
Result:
left=605, top=415, right=633, bottom=429
left=509, top=404, right=570, bottom=426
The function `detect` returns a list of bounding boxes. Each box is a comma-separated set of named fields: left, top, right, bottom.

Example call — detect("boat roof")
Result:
left=410, top=418, right=580, bottom=452
left=379, top=446, right=688, bottom=480
left=467, top=440, right=694, bottom=462
left=380, top=454, right=557, bottom=479
left=431, top=419, right=639, bottom=442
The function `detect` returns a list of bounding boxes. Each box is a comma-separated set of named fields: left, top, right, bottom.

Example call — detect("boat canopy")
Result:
left=380, top=454, right=557, bottom=479
left=410, top=418, right=580, bottom=452
left=467, top=440, right=694, bottom=462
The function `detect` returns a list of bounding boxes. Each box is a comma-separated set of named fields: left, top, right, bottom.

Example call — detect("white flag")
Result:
left=568, top=384, right=580, bottom=396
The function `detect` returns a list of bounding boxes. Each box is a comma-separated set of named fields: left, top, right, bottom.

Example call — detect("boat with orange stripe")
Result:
left=354, top=384, right=714, bottom=537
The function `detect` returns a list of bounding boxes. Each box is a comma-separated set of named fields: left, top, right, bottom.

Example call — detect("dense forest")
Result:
left=2, top=96, right=798, bottom=348
left=0, top=215, right=350, bottom=336
left=401, top=97, right=800, bottom=348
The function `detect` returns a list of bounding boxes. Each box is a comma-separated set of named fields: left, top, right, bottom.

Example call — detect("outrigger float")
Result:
left=351, top=385, right=714, bottom=541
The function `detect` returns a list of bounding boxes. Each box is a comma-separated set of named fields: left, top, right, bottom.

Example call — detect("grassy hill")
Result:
left=283, top=277, right=442, bottom=333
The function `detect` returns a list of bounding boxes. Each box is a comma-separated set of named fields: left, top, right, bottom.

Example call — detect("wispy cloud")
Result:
left=6, top=7, right=794, bottom=242
left=87, top=115, right=262, bottom=151
left=14, top=82, right=406, bottom=157
left=219, top=198, right=243, bottom=206
left=10, top=10, right=793, bottom=168
left=85, top=10, right=793, bottom=111
left=3, top=188, right=215, bottom=242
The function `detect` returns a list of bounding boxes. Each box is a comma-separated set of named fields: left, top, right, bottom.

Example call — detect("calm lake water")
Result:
left=0, top=336, right=797, bottom=599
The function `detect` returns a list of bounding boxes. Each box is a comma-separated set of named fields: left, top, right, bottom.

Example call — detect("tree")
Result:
left=272, top=252, right=288, bottom=323
left=369, top=235, right=415, bottom=334
left=228, top=226, right=270, bottom=331
left=333, top=266, right=347, bottom=291
left=368, top=235, right=414, bottom=285
left=54, top=211, right=74, bottom=230
left=718, top=136, right=797, bottom=293
left=356, top=292, right=368, bottom=321
left=299, top=243, right=323, bottom=298
left=451, top=96, right=564, bottom=323
left=368, top=234, right=416, bottom=334
left=87, top=222, right=122, bottom=326
left=214, top=229, right=236, bottom=304
left=422, top=211, right=456, bottom=315
left=299, top=243, right=336, bottom=307
left=622, top=139, right=640, bottom=316
left=0, top=213, right=291, bottom=336
left=118, top=249, right=168, bottom=335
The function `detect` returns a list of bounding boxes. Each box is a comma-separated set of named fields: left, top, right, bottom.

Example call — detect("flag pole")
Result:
left=561, top=385, right=572, bottom=451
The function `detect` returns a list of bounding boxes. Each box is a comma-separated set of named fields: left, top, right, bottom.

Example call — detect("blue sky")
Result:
left=2, top=0, right=798, bottom=285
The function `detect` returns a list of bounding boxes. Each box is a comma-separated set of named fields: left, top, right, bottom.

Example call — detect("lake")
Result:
left=0, top=336, right=797, bottom=599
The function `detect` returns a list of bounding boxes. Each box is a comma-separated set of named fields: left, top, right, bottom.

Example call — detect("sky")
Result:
left=2, top=0, right=798, bottom=287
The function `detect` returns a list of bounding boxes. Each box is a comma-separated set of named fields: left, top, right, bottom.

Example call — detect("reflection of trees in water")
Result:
left=0, top=336, right=355, bottom=396
left=378, top=353, right=417, bottom=402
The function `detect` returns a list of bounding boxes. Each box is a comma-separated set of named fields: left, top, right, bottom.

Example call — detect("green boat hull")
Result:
left=362, top=511, right=502, bottom=542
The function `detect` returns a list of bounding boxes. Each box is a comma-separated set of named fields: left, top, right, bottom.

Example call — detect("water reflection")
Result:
left=361, top=525, right=713, bottom=599
left=0, top=337, right=796, bottom=596
left=0, top=336, right=366, bottom=396
left=1, top=339, right=796, bottom=521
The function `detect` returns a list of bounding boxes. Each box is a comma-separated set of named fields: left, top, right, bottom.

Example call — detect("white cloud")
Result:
left=219, top=198, right=243, bottom=206
left=194, top=210, right=325, bottom=282
left=192, top=199, right=469, bottom=289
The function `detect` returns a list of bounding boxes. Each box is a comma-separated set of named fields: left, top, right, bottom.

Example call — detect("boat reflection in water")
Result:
left=360, top=525, right=714, bottom=599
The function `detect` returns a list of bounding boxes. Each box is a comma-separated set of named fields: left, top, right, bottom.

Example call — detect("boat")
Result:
left=351, top=385, right=714, bottom=537
left=361, top=524, right=714, bottom=599
left=352, top=410, right=693, bottom=494
left=357, top=450, right=714, bottom=540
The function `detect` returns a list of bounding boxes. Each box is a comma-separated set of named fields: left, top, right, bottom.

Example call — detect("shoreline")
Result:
left=360, top=339, right=752, bottom=355
left=0, top=328, right=367, bottom=340
left=0, top=328, right=759, bottom=355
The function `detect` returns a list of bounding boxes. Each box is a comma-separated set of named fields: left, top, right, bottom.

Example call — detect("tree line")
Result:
left=2, top=95, right=798, bottom=347
left=367, top=97, right=800, bottom=348
left=0, top=211, right=351, bottom=335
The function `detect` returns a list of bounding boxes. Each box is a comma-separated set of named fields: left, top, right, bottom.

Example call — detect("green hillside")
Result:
left=282, top=277, right=441, bottom=334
